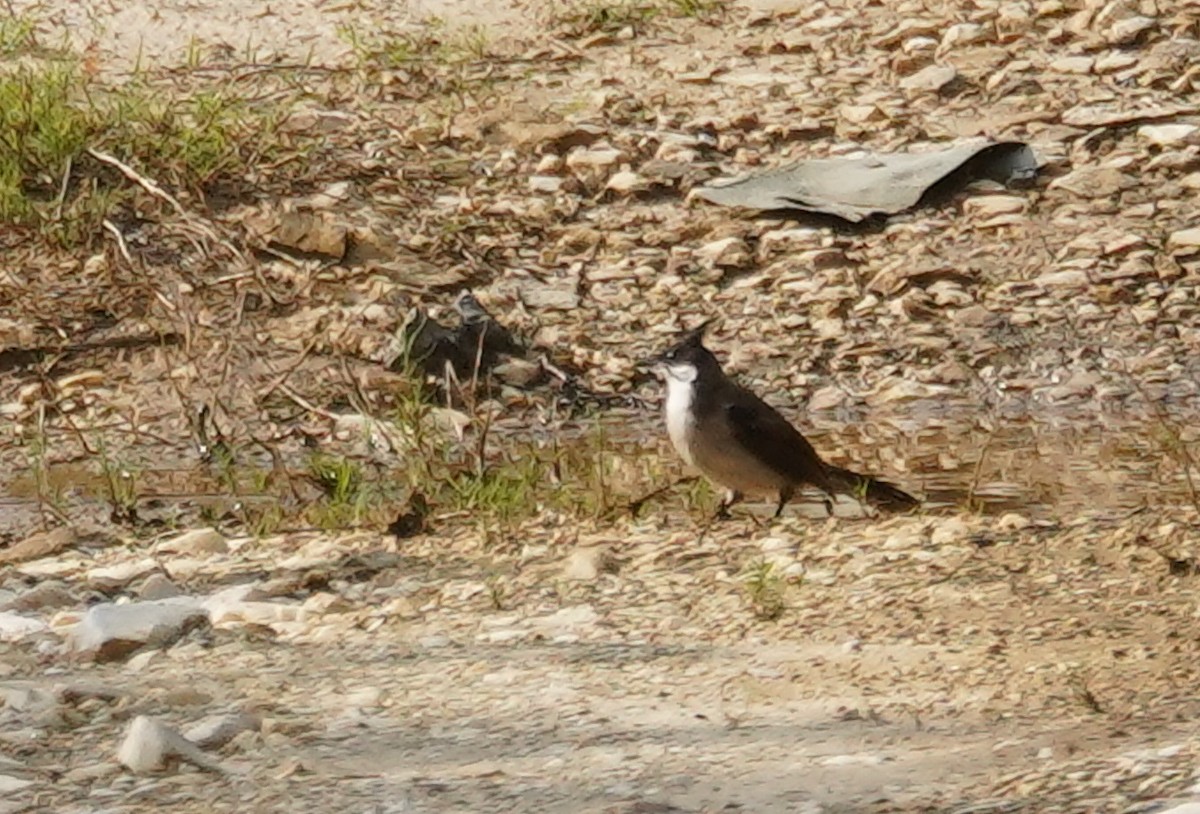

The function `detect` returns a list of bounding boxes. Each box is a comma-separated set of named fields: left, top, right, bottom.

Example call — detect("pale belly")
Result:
left=691, top=439, right=789, bottom=496
left=664, top=378, right=695, bottom=466
left=664, top=379, right=787, bottom=496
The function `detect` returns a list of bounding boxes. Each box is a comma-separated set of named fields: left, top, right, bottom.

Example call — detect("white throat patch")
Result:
left=664, top=362, right=697, bottom=383
left=663, top=363, right=698, bottom=466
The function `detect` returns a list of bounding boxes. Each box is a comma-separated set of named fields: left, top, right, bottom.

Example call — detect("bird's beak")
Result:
left=639, top=350, right=668, bottom=377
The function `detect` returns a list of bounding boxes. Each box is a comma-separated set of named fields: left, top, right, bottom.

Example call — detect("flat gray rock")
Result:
left=69, top=599, right=208, bottom=663
left=117, top=715, right=225, bottom=774
left=693, top=140, right=1039, bottom=222
left=184, top=712, right=261, bottom=749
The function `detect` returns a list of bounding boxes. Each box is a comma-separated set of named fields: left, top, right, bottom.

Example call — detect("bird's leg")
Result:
left=822, top=492, right=835, bottom=518
left=715, top=489, right=742, bottom=521
left=773, top=486, right=795, bottom=519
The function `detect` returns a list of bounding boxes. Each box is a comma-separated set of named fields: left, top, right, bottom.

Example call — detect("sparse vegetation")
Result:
left=97, top=446, right=140, bottom=524
left=0, top=18, right=303, bottom=246
left=307, top=452, right=364, bottom=506
left=1150, top=421, right=1200, bottom=512
left=338, top=17, right=506, bottom=106
left=664, top=0, right=722, bottom=19
left=738, top=559, right=790, bottom=621
left=23, top=424, right=69, bottom=525
left=546, top=0, right=661, bottom=36
left=5, top=4, right=1200, bottom=812
left=544, top=0, right=720, bottom=37
left=0, top=14, right=36, bottom=56
left=486, top=574, right=509, bottom=610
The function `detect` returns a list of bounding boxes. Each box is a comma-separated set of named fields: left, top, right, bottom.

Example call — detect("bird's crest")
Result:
left=678, top=318, right=714, bottom=348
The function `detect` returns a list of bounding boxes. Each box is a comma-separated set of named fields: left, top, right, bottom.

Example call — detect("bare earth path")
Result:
left=3, top=0, right=1200, bottom=812
left=8, top=512, right=1200, bottom=813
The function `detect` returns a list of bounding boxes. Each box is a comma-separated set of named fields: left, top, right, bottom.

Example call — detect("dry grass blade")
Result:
left=86, top=149, right=187, bottom=217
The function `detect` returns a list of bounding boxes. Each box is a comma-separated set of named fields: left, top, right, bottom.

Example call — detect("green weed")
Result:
left=739, top=559, right=790, bottom=621
left=443, top=460, right=539, bottom=523
left=23, top=425, right=70, bottom=524
left=664, top=0, right=722, bottom=18
left=550, top=0, right=660, bottom=36
left=0, top=15, right=36, bottom=56
left=0, top=40, right=297, bottom=245
left=307, top=453, right=364, bottom=506
left=96, top=444, right=139, bottom=524
left=341, top=19, right=492, bottom=69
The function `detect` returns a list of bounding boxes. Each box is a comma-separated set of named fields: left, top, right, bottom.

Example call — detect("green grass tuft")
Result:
left=739, top=560, right=790, bottom=621
left=0, top=31, right=298, bottom=245
left=0, top=15, right=36, bottom=56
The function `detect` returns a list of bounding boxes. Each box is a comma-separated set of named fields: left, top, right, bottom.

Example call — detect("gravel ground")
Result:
left=3, top=0, right=1200, bottom=812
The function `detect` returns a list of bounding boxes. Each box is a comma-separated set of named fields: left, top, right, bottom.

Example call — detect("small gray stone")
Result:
left=996, top=513, right=1030, bottom=532
left=530, top=605, right=599, bottom=636
left=156, top=528, right=228, bottom=556
left=820, top=753, right=885, bottom=766
left=87, top=560, right=158, bottom=590
left=1035, top=270, right=1090, bottom=289
left=759, top=537, right=792, bottom=555
left=1049, top=166, right=1131, bottom=198
left=1106, top=15, right=1156, bottom=45
left=0, top=580, right=76, bottom=612
left=563, top=547, right=617, bottom=581
left=137, top=573, right=183, bottom=601
left=1049, top=56, right=1093, bottom=74
left=1138, top=123, right=1198, bottom=147
left=808, top=386, right=848, bottom=411
left=69, top=599, right=208, bottom=663
left=0, top=612, right=48, bottom=642
left=0, top=683, right=56, bottom=712
left=117, top=715, right=225, bottom=774
left=518, top=278, right=580, bottom=311
left=930, top=516, right=971, bottom=546
left=963, top=194, right=1026, bottom=218
left=184, top=712, right=261, bottom=749
left=696, top=236, right=752, bottom=271
left=899, top=64, right=957, bottom=92
left=61, top=761, right=120, bottom=784
left=0, top=775, right=33, bottom=793
left=492, top=357, right=543, bottom=388
left=1167, top=227, right=1200, bottom=255
left=344, top=687, right=386, bottom=710
left=605, top=170, right=649, bottom=194
left=528, top=175, right=563, bottom=193
left=565, top=146, right=625, bottom=172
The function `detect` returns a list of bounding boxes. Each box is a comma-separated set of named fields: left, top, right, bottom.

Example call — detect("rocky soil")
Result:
left=3, top=0, right=1200, bottom=812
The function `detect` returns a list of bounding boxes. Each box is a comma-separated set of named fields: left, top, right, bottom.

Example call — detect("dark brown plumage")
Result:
left=655, top=326, right=918, bottom=518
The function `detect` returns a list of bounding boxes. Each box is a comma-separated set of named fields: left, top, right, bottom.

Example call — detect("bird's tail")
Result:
left=824, top=465, right=919, bottom=512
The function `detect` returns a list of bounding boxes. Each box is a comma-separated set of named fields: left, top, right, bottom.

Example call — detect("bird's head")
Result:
left=649, top=320, right=720, bottom=384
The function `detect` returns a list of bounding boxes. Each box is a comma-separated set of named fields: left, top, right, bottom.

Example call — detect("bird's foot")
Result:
left=715, top=489, right=744, bottom=522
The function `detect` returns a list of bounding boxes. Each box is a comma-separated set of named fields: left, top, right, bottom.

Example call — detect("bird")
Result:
left=451, top=289, right=523, bottom=373
left=394, top=291, right=524, bottom=382
left=651, top=322, right=919, bottom=520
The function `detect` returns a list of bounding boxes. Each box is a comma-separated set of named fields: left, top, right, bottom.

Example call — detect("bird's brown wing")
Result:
left=723, top=392, right=833, bottom=492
